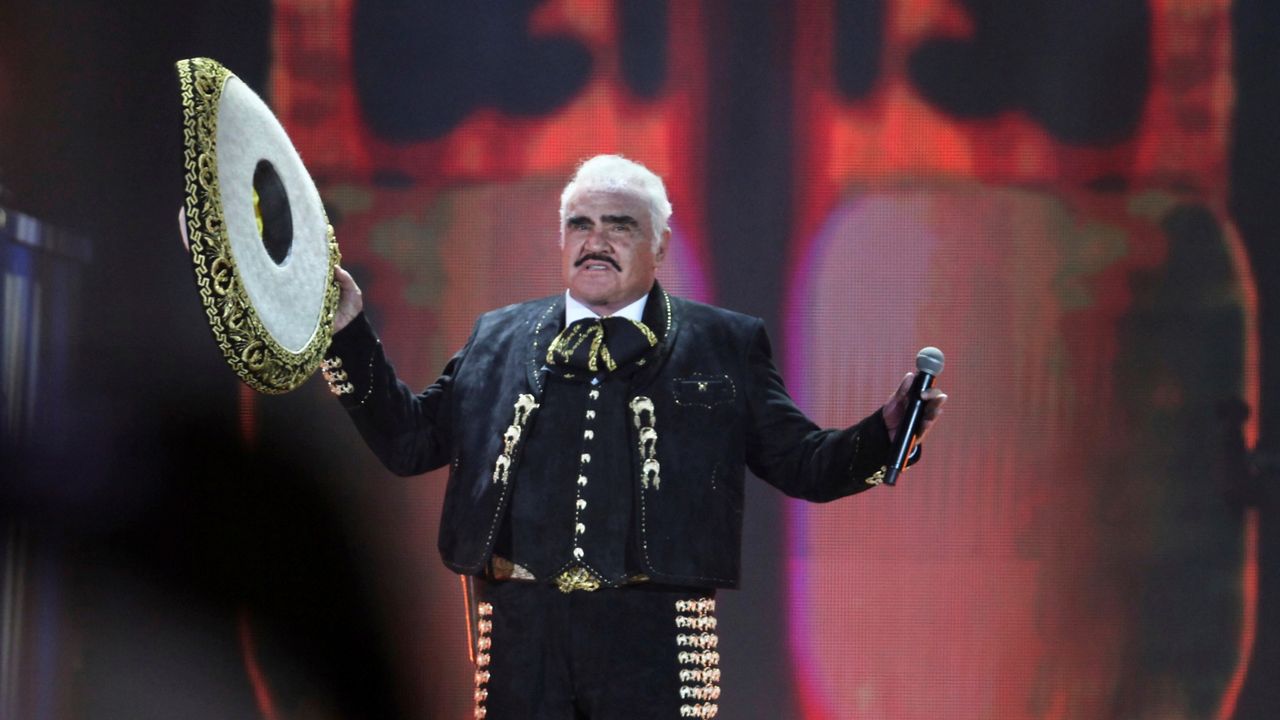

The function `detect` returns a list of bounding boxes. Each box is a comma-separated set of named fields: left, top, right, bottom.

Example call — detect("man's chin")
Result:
left=570, top=278, right=616, bottom=299
left=568, top=284, right=622, bottom=311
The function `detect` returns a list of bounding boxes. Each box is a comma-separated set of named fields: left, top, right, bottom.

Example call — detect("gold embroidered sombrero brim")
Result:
left=177, top=57, right=340, bottom=394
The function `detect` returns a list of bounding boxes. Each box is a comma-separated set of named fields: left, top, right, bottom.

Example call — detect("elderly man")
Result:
left=322, top=155, right=946, bottom=719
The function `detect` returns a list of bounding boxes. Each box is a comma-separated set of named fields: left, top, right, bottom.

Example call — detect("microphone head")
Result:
left=916, top=346, right=945, bottom=376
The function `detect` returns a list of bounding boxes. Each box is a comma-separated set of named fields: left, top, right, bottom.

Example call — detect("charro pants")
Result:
left=473, top=579, right=721, bottom=719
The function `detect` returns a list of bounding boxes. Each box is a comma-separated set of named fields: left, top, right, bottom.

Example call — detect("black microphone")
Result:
left=883, top=347, right=945, bottom=487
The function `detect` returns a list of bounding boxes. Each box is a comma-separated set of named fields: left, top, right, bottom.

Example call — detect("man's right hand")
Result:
left=333, top=265, right=363, bottom=333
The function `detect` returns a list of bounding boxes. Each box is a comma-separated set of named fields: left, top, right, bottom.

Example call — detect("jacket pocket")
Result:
left=672, top=375, right=736, bottom=409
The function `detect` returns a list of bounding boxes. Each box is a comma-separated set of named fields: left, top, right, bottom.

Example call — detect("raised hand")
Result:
left=333, top=265, right=364, bottom=334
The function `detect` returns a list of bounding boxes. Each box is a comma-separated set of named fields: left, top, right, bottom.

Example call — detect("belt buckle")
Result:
left=554, top=566, right=601, bottom=593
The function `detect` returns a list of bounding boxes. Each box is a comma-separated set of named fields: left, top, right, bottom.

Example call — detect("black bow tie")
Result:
left=546, top=316, right=658, bottom=373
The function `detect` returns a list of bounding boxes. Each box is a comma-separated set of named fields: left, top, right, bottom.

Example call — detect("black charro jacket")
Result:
left=326, top=284, right=895, bottom=589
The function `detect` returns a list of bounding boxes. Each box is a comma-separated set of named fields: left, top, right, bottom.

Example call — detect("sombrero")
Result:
left=177, top=57, right=339, bottom=393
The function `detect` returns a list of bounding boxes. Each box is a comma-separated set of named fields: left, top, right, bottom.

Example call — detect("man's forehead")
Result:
left=564, top=186, right=649, bottom=217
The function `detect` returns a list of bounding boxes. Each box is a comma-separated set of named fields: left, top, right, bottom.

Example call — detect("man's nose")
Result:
left=583, top=227, right=611, bottom=251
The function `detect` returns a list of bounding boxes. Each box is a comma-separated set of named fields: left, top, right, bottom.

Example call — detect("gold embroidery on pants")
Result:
left=473, top=602, right=493, bottom=719
left=675, top=596, right=720, bottom=718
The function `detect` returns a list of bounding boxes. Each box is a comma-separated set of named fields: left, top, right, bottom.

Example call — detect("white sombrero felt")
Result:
left=177, top=57, right=339, bottom=393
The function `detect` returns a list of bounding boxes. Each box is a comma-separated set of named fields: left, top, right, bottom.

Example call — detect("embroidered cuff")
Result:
left=322, top=312, right=379, bottom=408
left=860, top=410, right=924, bottom=486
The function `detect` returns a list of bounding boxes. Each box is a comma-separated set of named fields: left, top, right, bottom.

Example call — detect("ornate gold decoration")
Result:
left=676, top=633, right=719, bottom=650
left=631, top=396, right=661, bottom=489
left=676, top=594, right=720, bottom=718
left=629, top=396, right=656, bottom=428
left=675, top=598, right=716, bottom=614
left=864, top=465, right=888, bottom=486
left=546, top=319, right=609, bottom=370
left=473, top=601, right=494, bottom=719
left=546, top=317, right=657, bottom=371
left=554, top=566, right=602, bottom=593
left=492, top=394, right=538, bottom=485
left=177, top=57, right=340, bottom=394
left=642, top=458, right=661, bottom=490
left=320, top=356, right=350, bottom=394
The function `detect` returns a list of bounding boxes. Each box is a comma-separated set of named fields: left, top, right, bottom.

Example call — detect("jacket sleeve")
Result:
left=742, top=320, right=892, bottom=501
left=323, top=312, right=471, bottom=477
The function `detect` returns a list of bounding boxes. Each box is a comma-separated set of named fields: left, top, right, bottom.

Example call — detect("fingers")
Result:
left=334, top=265, right=364, bottom=299
left=921, top=388, right=948, bottom=417
left=895, top=372, right=913, bottom=398
left=881, top=372, right=914, bottom=435
left=332, top=265, right=364, bottom=334
left=917, top=389, right=948, bottom=438
left=886, top=371, right=913, bottom=410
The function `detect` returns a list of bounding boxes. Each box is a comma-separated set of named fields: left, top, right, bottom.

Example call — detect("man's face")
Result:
left=561, top=187, right=668, bottom=316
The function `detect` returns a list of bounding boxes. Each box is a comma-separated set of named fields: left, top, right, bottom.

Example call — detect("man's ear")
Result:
left=655, top=227, right=671, bottom=263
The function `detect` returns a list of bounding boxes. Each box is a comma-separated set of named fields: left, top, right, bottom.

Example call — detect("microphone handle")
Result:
left=882, top=371, right=934, bottom=487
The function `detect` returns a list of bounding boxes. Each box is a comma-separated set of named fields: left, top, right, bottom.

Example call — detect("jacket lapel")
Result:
left=524, top=293, right=565, bottom=400
left=630, top=282, right=680, bottom=390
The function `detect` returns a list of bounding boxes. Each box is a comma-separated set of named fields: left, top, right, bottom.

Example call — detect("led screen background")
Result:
left=785, top=2, right=1257, bottom=718
left=1, top=1, right=1278, bottom=719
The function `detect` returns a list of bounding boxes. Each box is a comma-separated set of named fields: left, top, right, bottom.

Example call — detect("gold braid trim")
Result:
left=546, top=318, right=658, bottom=373
left=631, top=317, right=659, bottom=346
left=588, top=324, right=609, bottom=371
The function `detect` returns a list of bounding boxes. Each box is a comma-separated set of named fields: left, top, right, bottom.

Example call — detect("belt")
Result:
left=487, top=556, right=649, bottom=593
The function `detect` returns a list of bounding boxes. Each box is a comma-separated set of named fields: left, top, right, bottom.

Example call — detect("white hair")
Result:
left=559, top=154, right=673, bottom=250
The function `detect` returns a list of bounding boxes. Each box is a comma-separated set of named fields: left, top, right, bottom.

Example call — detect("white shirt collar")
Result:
left=564, top=290, right=648, bottom=325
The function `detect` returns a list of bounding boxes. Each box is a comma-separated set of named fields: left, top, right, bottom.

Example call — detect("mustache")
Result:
left=575, top=253, right=621, bottom=271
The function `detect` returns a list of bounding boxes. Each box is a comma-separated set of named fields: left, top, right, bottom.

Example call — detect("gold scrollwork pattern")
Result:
left=492, top=394, right=538, bottom=485
left=547, top=318, right=608, bottom=371
left=631, top=396, right=661, bottom=490
left=177, top=57, right=340, bottom=394
left=676, top=597, right=720, bottom=718
left=473, top=602, right=493, bottom=719
left=554, top=566, right=602, bottom=593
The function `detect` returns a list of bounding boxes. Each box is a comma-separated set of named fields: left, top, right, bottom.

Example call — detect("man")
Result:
left=322, top=155, right=946, bottom=719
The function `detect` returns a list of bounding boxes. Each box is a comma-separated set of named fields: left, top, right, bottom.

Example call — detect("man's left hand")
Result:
left=881, top=372, right=947, bottom=442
